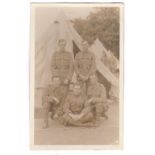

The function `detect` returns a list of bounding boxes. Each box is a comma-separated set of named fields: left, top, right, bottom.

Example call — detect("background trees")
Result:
left=72, top=7, right=120, bottom=59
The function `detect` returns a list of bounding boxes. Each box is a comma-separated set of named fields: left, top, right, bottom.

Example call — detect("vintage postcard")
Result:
left=30, top=3, right=124, bottom=149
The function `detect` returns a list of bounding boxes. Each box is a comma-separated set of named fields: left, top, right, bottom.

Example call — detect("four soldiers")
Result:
left=42, top=39, right=109, bottom=128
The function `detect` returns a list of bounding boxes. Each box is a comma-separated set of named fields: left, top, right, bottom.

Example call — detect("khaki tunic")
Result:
left=63, top=93, right=86, bottom=114
left=87, top=82, right=107, bottom=103
left=75, top=51, right=96, bottom=77
left=51, top=51, right=74, bottom=83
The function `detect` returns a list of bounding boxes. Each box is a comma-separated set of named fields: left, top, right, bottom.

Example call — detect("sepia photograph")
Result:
left=30, top=3, right=124, bottom=149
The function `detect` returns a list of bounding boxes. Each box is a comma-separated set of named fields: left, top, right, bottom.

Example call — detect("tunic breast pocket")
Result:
left=84, top=58, right=91, bottom=66
left=55, top=58, right=61, bottom=68
left=63, top=58, right=70, bottom=69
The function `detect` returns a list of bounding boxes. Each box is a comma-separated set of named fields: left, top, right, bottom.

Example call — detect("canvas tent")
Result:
left=91, top=38, right=119, bottom=73
left=89, top=38, right=119, bottom=100
left=89, top=38, right=119, bottom=87
left=36, top=11, right=82, bottom=88
left=35, top=11, right=83, bottom=109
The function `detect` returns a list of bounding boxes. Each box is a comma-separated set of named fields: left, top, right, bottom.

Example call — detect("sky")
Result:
left=35, top=7, right=94, bottom=40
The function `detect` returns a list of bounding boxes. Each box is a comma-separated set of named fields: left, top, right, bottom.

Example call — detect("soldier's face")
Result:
left=82, top=42, right=89, bottom=51
left=73, top=87, right=81, bottom=95
left=59, top=41, right=66, bottom=51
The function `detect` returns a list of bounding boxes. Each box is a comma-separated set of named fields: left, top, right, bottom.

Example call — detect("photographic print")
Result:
left=30, top=3, right=124, bottom=149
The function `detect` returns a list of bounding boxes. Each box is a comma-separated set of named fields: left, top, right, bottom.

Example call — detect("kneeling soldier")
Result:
left=42, top=77, right=67, bottom=128
left=62, top=83, right=94, bottom=127
left=87, top=75, right=109, bottom=123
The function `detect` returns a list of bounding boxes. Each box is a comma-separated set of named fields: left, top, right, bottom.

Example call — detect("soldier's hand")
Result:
left=48, top=96, right=54, bottom=102
left=52, top=97, right=59, bottom=104
left=88, top=98, right=94, bottom=104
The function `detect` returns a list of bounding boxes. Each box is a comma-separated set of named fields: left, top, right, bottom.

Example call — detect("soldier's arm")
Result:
left=74, top=53, right=87, bottom=80
left=94, top=85, right=107, bottom=103
left=74, top=53, right=80, bottom=76
left=82, top=97, right=92, bottom=115
left=100, top=85, right=107, bottom=101
left=63, top=96, right=71, bottom=113
left=51, top=52, right=59, bottom=76
left=66, top=53, right=74, bottom=81
left=52, top=97, right=59, bottom=104
left=88, top=53, right=96, bottom=77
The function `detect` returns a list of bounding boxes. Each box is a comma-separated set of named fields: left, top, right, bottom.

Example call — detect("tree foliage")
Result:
left=72, top=7, right=120, bottom=59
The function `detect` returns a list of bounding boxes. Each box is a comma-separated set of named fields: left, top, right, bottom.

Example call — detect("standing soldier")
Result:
left=42, top=77, right=68, bottom=128
left=87, top=75, right=109, bottom=123
left=75, top=41, right=96, bottom=93
left=51, top=39, right=74, bottom=85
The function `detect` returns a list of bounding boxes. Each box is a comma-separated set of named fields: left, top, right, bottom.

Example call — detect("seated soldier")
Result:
left=87, top=75, right=109, bottom=123
left=62, top=83, right=94, bottom=127
left=42, top=76, right=68, bottom=128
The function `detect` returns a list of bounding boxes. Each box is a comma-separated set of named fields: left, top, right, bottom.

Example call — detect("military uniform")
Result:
left=51, top=51, right=74, bottom=83
left=42, top=84, right=68, bottom=127
left=74, top=51, right=96, bottom=93
left=63, top=93, right=94, bottom=126
left=75, top=51, right=96, bottom=78
left=87, top=82, right=108, bottom=120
